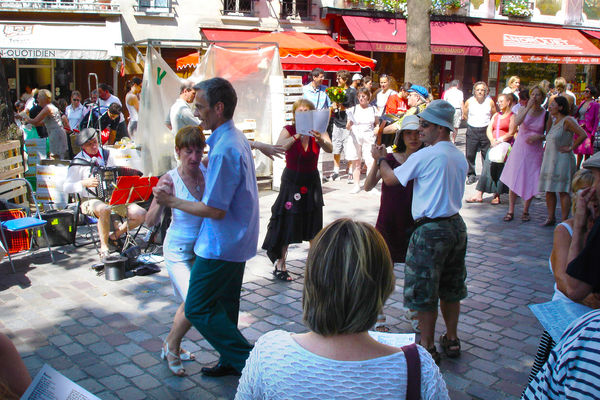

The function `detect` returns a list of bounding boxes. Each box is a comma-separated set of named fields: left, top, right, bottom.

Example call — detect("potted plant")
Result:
left=501, top=0, right=533, bottom=18
left=366, top=0, right=407, bottom=14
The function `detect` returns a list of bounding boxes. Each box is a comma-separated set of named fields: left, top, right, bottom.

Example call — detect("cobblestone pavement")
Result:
left=0, top=131, right=557, bottom=399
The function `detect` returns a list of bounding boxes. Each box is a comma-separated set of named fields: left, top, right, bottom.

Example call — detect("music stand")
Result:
left=108, top=176, right=158, bottom=252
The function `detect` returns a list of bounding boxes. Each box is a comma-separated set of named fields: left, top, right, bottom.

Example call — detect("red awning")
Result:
left=341, top=16, right=483, bottom=56
left=177, top=29, right=374, bottom=72
left=583, top=30, right=600, bottom=41
left=470, top=23, right=600, bottom=64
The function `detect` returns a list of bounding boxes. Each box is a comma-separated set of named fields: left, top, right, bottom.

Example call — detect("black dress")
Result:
left=262, top=126, right=324, bottom=263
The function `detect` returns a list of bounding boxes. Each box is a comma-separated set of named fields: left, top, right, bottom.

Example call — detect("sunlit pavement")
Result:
left=0, top=129, right=555, bottom=399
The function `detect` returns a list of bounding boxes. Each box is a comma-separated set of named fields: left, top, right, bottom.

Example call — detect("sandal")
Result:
left=423, top=344, right=440, bottom=365
left=521, top=212, right=531, bottom=222
left=179, top=348, right=195, bottom=361
left=374, top=316, right=391, bottom=332
left=465, top=197, right=483, bottom=203
left=439, top=333, right=461, bottom=358
left=542, top=218, right=556, bottom=227
left=503, top=212, right=514, bottom=222
left=273, top=268, right=292, bottom=282
left=160, top=341, right=185, bottom=376
left=491, top=197, right=500, bottom=205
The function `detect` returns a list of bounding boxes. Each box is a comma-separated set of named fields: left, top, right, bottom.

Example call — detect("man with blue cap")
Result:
left=382, top=84, right=428, bottom=136
left=373, top=99, right=468, bottom=364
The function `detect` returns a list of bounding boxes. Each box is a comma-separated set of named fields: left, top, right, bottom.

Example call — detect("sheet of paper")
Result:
left=21, top=364, right=101, bottom=400
left=529, top=300, right=592, bottom=342
left=368, top=331, right=416, bottom=347
left=312, top=109, right=330, bottom=134
left=294, top=111, right=313, bottom=136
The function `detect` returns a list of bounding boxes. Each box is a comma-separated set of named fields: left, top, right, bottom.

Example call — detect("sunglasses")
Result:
left=72, top=98, right=81, bottom=102
left=419, top=120, right=431, bottom=128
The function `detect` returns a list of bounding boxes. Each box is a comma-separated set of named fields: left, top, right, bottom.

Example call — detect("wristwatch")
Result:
left=377, top=157, right=387, bottom=167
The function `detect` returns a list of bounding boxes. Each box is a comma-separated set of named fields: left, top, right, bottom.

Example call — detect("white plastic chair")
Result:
left=0, top=178, right=55, bottom=273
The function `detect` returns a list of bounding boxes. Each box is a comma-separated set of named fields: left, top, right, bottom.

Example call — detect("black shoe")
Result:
left=201, top=363, right=241, bottom=377
left=321, top=176, right=329, bottom=184
left=330, top=172, right=339, bottom=181
left=466, top=175, right=478, bottom=185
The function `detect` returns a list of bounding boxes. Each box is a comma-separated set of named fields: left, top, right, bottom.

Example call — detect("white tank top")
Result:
left=548, top=222, right=574, bottom=303
left=126, top=97, right=138, bottom=122
left=163, top=165, right=205, bottom=261
left=467, top=97, right=493, bottom=128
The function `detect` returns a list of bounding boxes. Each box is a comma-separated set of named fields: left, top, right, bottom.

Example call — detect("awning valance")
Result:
left=341, top=16, right=483, bottom=57
left=469, top=23, right=600, bottom=64
left=177, top=30, right=375, bottom=72
left=0, top=21, right=122, bottom=60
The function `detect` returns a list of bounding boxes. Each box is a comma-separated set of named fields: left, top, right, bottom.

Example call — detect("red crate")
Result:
left=0, top=209, right=30, bottom=254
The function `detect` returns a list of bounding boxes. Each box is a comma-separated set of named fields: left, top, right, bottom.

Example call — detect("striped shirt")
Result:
left=522, top=309, right=600, bottom=399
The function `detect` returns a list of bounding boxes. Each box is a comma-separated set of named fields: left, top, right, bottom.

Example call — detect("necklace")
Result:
left=179, top=168, right=202, bottom=193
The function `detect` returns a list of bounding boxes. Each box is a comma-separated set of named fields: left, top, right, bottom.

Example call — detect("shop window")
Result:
left=280, top=0, right=312, bottom=19
left=222, top=0, right=254, bottom=15
left=536, top=0, right=562, bottom=16
left=584, top=0, right=600, bottom=20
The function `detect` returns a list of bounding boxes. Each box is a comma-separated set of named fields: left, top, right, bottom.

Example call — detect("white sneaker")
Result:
left=350, top=185, right=361, bottom=194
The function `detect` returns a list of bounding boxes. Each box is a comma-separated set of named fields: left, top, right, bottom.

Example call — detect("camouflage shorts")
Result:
left=403, top=214, right=468, bottom=312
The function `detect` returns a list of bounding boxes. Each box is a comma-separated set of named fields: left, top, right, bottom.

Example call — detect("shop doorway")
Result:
left=17, top=59, right=74, bottom=102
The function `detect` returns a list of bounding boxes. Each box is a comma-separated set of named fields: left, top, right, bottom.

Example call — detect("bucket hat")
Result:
left=76, top=127, right=98, bottom=146
left=418, top=100, right=455, bottom=131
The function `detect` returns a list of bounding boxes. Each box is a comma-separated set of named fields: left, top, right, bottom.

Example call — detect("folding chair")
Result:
left=0, top=178, right=55, bottom=273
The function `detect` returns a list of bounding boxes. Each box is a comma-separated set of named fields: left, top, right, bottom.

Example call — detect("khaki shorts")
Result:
left=80, top=198, right=128, bottom=218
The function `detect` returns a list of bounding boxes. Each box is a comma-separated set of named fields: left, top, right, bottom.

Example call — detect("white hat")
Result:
left=401, top=115, right=419, bottom=131
left=352, top=73, right=363, bottom=81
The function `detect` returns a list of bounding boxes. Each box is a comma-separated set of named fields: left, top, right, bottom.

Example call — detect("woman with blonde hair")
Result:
left=262, top=99, right=332, bottom=281
left=20, top=89, right=68, bottom=159
left=502, top=75, right=521, bottom=99
left=237, top=219, right=449, bottom=399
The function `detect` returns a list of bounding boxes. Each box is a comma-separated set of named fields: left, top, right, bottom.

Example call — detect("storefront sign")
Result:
left=364, top=43, right=472, bottom=56
left=0, top=48, right=56, bottom=58
left=503, top=34, right=583, bottom=51
left=493, top=54, right=600, bottom=64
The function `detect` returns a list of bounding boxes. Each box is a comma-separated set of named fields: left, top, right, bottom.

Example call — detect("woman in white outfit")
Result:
left=346, top=87, right=379, bottom=194
left=146, top=125, right=206, bottom=376
left=236, top=218, right=448, bottom=400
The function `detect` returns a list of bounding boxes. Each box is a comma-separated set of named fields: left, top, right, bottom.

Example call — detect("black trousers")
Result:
left=465, top=125, right=490, bottom=177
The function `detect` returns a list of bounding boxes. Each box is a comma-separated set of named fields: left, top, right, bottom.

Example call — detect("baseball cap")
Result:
left=352, top=73, right=363, bottom=81
left=417, top=100, right=455, bottom=131
left=407, top=84, right=429, bottom=99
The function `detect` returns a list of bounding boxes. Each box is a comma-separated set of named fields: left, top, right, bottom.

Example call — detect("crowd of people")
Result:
left=4, top=69, right=600, bottom=399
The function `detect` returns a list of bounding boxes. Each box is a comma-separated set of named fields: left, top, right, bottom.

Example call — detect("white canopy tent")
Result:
left=135, top=43, right=284, bottom=178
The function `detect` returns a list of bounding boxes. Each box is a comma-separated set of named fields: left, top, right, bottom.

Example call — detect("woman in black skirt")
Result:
left=262, top=99, right=332, bottom=281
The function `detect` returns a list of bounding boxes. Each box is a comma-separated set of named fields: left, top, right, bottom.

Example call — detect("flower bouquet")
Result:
left=326, top=87, right=347, bottom=104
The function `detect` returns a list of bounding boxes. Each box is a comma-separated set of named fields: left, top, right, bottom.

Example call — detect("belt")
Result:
left=414, top=213, right=459, bottom=228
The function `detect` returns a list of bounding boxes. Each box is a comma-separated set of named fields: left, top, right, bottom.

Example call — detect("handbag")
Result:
left=488, top=114, right=511, bottom=163
left=402, top=343, right=421, bottom=400
left=489, top=142, right=511, bottom=163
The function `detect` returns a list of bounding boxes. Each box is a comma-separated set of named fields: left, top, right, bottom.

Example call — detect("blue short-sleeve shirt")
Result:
left=194, top=119, right=259, bottom=262
left=302, top=84, right=331, bottom=110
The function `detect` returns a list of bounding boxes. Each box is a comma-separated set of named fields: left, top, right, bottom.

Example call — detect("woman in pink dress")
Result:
left=573, top=85, right=600, bottom=169
left=500, top=86, right=551, bottom=222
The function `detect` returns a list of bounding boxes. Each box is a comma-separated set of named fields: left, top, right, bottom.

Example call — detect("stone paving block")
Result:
left=74, top=332, right=101, bottom=346
left=95, top=391, right=120, bottom=400
left=131, top=373, right=162, bottom=390
left=116, top=386, right=147, bottom=400
left=36, top=345, right=62, bottom=360
left=115, top=342, right=145, bottom=356
left=83, top=362, right=116, bottom=379
left=101, top=351, right=131, bottom=367
left=60, top=342, right=86, bottom=356
left=116, top=363, right=144, bottom=378
left=88, top=341, right=115, bottom=356
left=76, top=378, right=105, bottom=394
left=125, top=329, right=153, bottom=343
left=99, top=374, right=130, bottom=390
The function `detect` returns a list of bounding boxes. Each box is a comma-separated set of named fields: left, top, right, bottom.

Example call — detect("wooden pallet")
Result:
left=0, top=140, right=27, bottom=206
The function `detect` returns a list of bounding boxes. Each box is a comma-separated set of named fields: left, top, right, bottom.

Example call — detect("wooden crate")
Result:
left=0, top=140, right=27, bottom=206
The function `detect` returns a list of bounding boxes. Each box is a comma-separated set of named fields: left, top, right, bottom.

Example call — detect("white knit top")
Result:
left=235, top=330, right=449, bottom=400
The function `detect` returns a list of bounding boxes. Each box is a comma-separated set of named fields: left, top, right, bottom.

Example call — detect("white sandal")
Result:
left=161, top=341, right=185, bottom=376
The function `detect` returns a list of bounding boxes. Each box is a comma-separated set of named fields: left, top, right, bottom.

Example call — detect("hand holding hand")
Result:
left=153, top=185, right=175, bottom=207
left=371, top=144, right=387, bottom=160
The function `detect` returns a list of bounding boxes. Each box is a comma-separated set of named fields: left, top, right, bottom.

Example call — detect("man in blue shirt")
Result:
left=302, top=67, right=331, bottom=110
left=154, top=77, right=258, bottom=377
